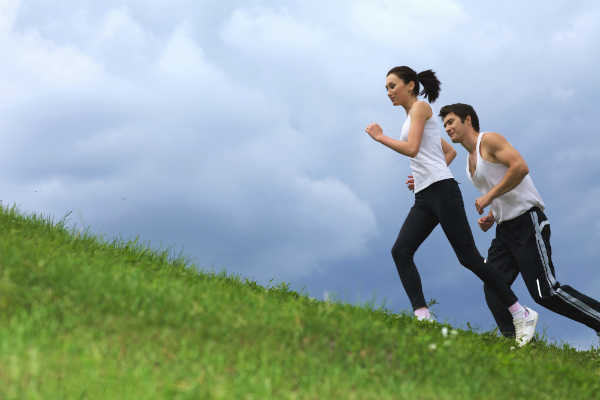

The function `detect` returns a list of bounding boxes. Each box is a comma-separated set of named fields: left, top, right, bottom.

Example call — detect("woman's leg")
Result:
left=432, top=180, right=518, bottom=307
left=391, top=201, right=439, bottom=310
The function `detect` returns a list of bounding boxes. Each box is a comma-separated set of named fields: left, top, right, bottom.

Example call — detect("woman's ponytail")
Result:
left=416, top=69, right=441, bottom=103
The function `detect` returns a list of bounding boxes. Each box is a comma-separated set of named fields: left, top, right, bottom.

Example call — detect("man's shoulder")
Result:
left=480, top=132, right=510, bottom=150
left=481, top=131, right=506, bottom=140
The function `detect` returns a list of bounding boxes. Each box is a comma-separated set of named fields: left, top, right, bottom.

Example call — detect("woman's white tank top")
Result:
left=466, top=132, right=545, bottom=223
left=399, top=113, right=453, bottom=193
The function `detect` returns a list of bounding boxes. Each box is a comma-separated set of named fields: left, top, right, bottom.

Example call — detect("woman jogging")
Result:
left=365, top=66, right=538, bottom=346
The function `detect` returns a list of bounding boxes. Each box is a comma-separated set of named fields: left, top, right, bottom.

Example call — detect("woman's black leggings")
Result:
left=391, top=178, right=518, bottom=310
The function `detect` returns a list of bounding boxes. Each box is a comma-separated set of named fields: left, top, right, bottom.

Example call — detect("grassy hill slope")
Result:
left=1, top=205, right=599, bottom=399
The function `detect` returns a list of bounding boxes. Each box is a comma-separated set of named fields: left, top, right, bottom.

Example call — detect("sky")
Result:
left=1, top=0, right=600, bottom=349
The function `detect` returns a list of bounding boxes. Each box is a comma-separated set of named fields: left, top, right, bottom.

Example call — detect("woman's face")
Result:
left=385, top=74, right=414, bottom=106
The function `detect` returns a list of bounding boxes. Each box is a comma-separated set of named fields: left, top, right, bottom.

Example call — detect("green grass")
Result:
left=1, top=204, right=599, bottom=399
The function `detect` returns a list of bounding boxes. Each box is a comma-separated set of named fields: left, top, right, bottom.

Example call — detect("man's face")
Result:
left=442, top=112, right=467, bottom=143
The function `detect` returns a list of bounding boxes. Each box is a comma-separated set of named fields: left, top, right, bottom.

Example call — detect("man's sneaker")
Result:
left=513, top=307, right=538, bottom=347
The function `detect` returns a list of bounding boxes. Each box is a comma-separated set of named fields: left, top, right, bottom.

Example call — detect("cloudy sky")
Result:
left=2, top=0, right=600, bottom=349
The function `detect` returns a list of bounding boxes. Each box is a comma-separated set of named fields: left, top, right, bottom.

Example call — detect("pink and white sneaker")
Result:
left=513, top=307, right=538, bottom=347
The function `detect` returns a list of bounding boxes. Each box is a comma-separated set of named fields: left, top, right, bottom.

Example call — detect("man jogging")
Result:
left=439, top=103, right=600, bottom=340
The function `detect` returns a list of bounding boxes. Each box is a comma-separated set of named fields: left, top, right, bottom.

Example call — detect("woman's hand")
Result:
left=478, top=213, right=495, bottom=232
left=406, top=175, right=415, bottom=191
left=365, top=123, right=384, bottom=142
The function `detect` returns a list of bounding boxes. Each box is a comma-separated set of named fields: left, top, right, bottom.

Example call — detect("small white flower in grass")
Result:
left=510, top=346, right=516, bottom=351
left=441, top=327, right=448, bottom=337
left=428, top=343, right=437, bottom=351
left=450, top=329, right=458, bottom=336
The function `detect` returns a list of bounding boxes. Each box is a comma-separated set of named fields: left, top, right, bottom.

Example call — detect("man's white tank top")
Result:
left=399, top=114, right=453, bottom=193
left=466, top=132, right=545, bottom=223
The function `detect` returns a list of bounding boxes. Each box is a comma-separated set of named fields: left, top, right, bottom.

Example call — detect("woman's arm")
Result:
left=365, top=102, right=431, bottom=158
left=441, top=138, right=457, bottom=166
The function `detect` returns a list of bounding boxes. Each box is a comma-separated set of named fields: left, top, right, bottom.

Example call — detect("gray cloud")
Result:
left=2, top=0, right=600, bottom=349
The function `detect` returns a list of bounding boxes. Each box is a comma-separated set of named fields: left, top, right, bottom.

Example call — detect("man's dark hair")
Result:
left=439, top=103, right=480, bottom=132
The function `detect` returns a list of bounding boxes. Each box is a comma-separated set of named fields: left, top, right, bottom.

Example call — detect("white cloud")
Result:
left=244, top=175, right=377, bottom=278
left=552, top=9, right=600, bottom=46
left=157, top=23, right=209, bottom=79
left=0, top=0, right=19, bottom=32
left=15, top=32, right=103, bottom=88
left=221, top=7, right=326, bottom=53
left=99, top=7, right=145, bottom=43
left=91, top=6, right=157, bottom=73
left=349, top=0, right=468, bottom=43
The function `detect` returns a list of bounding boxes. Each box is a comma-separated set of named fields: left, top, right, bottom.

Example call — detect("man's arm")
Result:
left=441, top=138, right=457, bottom=166
left=475, top=132, right=529, bottom=214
